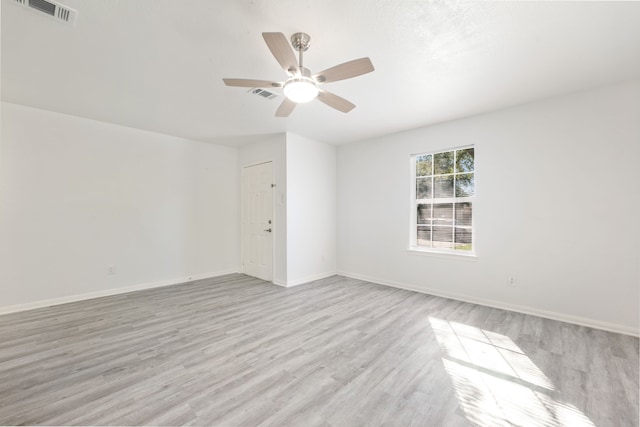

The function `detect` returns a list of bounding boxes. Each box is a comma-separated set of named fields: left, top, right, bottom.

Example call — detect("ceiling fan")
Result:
left=223, top=32, right=374, bottom=117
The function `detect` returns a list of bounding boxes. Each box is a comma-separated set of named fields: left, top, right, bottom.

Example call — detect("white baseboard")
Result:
left=271, top=272, right=336, bottom=288
left=337, top=271, right=639, bottom=337
left=7, top=269, right=634, bottom=337
left=0, top=269, right=238, bottom=316
left=285, top=272, right=336, bottom=287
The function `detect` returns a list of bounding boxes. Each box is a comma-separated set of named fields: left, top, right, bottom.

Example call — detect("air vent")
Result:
left=248, top=88, right=279, bottom=100
left=12, top=0, right=78, bottom=26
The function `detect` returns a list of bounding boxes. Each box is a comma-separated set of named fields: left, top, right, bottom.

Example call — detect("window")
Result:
left=410, top=146, right=475, bottom=254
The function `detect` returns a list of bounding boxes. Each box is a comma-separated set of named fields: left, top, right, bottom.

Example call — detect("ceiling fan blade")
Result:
left=275, top=98, right=297, bottom=117
left=262, top=32, right=299, bottom=75
left=223, top=78, right=281, bottom=88
left=317, top=90, right=356, bottom=113
left=313, top=57, right=374, bottom=83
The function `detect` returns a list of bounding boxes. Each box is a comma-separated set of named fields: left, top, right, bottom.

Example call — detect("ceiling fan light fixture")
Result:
left=283, top=76, right=318, bottom=103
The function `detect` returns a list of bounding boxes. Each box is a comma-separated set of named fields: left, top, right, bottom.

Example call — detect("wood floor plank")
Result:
left=0, top=273, right=637, bottom=426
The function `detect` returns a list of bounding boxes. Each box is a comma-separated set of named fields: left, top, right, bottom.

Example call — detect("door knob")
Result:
left=264, top=228, right=272, bottom=232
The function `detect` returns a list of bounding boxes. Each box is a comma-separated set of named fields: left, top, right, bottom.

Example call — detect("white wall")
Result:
left=238, top=134, right=288, bottom=285
left=3, top=80, right=636, bottom=335
left=286, top=133, right=336, bottom=286
left=238, top=133, right=337, bottom=287
left=0, top=103, right=239, bottom=309
left=337, top=81, right=640, bottom=335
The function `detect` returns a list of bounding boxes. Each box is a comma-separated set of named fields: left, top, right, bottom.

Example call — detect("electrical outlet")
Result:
left=107, top=265, right=116, bottom=275
left=507, top=275, right=517, bottom=287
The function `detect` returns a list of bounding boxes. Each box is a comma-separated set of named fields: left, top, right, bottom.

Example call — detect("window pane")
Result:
left=455, top=202, right=472, bottom=226
left=433, top=226, right=454, bottom=249
left=417, top=226, right=431, bottom=247
left=416, top=155, right=432, bottom=176
left=416, top=177, right=433, bottom=199
left=455, top=227, right=473, bottom=251
left=456, top=148, right=474, bottom=173
left=434, top=151, right=454, bottom=175
left=455, top=173, right=475, bottom=197
left=417, top=204, right=432, bottom=224
left=433, top=203, right=453, bottom=225
left=434, top=176, right=454, bottom=198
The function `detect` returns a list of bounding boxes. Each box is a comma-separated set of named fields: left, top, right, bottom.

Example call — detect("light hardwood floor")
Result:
left=0, top=274, right=637, bottom=426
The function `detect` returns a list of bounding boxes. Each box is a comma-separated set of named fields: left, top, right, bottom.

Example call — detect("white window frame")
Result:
left=409, top=145, right=476, bottom=257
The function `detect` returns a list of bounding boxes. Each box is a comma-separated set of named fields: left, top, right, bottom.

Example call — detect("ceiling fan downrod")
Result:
left=290, top=32, right=311, bottom=74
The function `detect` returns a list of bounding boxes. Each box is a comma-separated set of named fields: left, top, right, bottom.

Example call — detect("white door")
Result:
left=242, top=162, right=274, bottom=281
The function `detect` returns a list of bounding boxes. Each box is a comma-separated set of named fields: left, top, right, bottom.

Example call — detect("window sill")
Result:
left=406, top=247, right=478, bottom=260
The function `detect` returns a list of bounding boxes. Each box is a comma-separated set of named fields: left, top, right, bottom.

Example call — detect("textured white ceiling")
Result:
left=2, top=0, right=640, bottom=145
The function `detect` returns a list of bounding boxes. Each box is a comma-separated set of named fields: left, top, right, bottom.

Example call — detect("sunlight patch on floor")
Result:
left=429, top=317, right=595, bottom=427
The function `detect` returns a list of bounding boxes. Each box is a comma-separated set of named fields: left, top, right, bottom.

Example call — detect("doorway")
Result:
left=241, top=162, right=274, bottom=281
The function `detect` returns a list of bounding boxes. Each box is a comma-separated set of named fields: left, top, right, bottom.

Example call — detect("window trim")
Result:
left=408, top=145, right=476, bottom=257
